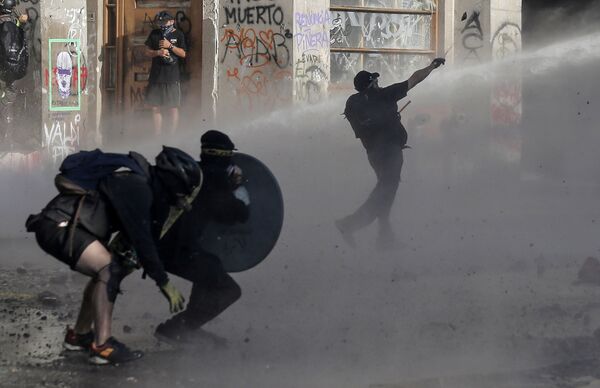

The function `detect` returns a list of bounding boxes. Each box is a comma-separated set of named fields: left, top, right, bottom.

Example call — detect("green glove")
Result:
left=159, top=281, right=185, bottom=313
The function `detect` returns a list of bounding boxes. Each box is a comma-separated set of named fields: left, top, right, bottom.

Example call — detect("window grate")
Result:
left=330, top=0, right=438, bottom=87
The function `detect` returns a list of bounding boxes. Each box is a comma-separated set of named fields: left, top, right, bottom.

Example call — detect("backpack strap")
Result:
left=109, top=182, right=202, bottom=277
left=54, top=174, right=88, bottom=196
left=159, top=184, right=202, bottom=239
left=68, top=195, right=86, bottom=258
left=53, top=174, right=90, bottom=258
left=129, top=151, right=151, bottom=178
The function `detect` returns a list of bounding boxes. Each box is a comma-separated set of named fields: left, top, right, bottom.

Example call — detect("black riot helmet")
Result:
left=155, top=146, right=202, bottom=196
left=0, top=0, right=16, bottom=14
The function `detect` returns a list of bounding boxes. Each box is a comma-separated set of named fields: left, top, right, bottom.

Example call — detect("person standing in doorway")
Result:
left=336, top=58, right=445, bottom=250
left=144, top=11, right=187, bottom=136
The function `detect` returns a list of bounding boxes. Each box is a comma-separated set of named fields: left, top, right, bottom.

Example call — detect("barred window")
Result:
left=330, top=0, right=438, bottom=88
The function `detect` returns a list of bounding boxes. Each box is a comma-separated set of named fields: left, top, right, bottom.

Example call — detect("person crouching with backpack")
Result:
left=25, top=147, right=201, bottom=365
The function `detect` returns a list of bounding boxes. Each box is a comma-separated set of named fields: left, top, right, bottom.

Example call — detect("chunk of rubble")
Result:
left=142, top=312, right=154, bottom=320
left=37, top=291, right=60, bottom=307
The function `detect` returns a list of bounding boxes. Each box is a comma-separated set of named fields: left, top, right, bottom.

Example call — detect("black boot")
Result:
left=154, top=311, right=193, bottom=343
left=154, top=312, right=227, bottom=348
left=154, top=276, right=241, bottom=345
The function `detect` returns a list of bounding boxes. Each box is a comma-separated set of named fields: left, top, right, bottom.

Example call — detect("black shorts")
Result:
left=145, top=82, right=181, bottom=108
left=34, top=218, right=98, bottom=270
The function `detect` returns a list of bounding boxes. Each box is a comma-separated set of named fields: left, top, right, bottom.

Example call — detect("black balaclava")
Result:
left=200, top=130, right=235, bottom=168
left=200, top=130, right=236, bottom=189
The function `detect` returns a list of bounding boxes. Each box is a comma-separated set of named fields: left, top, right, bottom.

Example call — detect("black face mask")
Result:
left=200, top=157, right=234, bottom=191
left=201, top=154, right=232, bottom=169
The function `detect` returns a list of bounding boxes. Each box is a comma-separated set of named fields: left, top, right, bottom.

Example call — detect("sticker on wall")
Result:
left=48, top=39, right=81, bottom=112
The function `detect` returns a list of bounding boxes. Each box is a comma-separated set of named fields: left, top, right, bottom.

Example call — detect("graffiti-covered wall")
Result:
left=41, top=0, right=95, bottom=164
left=452, top=0, right=493, bottom=159
left=454, top=0, right=491, bottom=65
left=217, top=0, right=294, bottom=118
left=490, top=0, right=522, bottom=163
left=18, top=0, right=42, bottom=147
left=330, top=1, right=435, bottom=86
left=86, top=0, right=101, bottom=145
left=292, top=0, right=330, bottom=104
left=451, top=0, right=522, bottom=164
left=202, top=0, right=523, bottom=161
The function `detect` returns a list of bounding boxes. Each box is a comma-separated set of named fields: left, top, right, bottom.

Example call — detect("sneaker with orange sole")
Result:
left=63, top=326, right=94, bottom=351
left=89, top=337, right=143, bottom=365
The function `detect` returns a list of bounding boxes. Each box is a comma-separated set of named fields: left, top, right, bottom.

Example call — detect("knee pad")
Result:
left=98, top=256, right=130, bottom=303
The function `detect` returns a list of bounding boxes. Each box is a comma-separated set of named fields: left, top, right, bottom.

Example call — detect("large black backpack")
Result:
left=25, top=150, right=151, bottom=257
left=56, top=149, right=149, bottom=192
left=26, top=149, right=199, bottom=264
left=344, top=93, right=380, bottom=140
left=0, top=20, right=28, bottom=83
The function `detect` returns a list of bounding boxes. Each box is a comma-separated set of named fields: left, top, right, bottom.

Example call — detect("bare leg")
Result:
left=73, top=279, right=95, bottom=334
left=75, top=241, right=114, bottom=346
left=169, top=107, right=179, bottom=133
left=152, top=106, right=162, bottom=136
left=92, top=271, right=114, bottom=345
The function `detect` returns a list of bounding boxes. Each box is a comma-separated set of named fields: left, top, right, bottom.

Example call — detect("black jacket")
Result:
left=98, top=171, right=171, bottom=286
left=344, top=81, right=410, bottom=150
left=32, top=169, right=173, bottom=287
left=158, top=161, right=249, bottom=263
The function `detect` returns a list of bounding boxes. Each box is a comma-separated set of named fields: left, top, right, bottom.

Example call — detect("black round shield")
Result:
left=199, top=153, right=284, bottom=272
